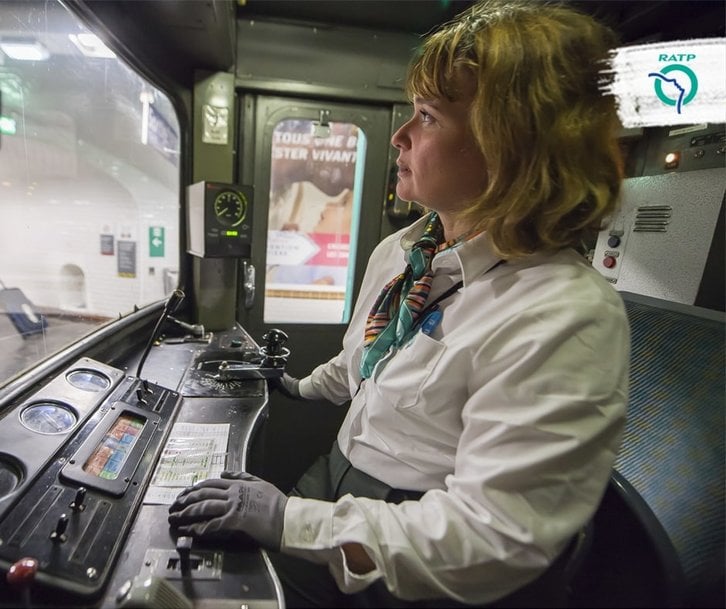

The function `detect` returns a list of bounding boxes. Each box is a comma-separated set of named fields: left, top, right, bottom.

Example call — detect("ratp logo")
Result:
left=648, top=54, right=698, bottom=114
left=601, top=39, right=725, bottom=127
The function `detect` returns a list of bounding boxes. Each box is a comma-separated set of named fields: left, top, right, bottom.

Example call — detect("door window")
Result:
left=264, top=119, right=366, bottom=323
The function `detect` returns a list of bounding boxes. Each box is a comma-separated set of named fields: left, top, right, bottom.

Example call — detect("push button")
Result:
left=603, top=256, right=617, bottom=269
left=607, top=235, right=621, bottom=248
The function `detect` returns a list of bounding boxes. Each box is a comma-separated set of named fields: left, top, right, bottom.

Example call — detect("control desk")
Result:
left=0, top=322, right=287, bottom=609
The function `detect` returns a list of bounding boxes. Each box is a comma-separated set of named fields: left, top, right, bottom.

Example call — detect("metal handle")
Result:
left=242, top=260, right=255, bottom=309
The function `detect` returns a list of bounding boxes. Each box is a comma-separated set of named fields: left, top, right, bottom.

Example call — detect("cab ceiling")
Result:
left=71, top=0, right=725, bottom=89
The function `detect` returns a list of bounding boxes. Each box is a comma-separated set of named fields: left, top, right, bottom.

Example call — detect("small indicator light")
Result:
left=664, top=151, right=680, bottom=169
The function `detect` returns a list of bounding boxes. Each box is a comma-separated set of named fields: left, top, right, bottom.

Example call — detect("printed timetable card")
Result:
left=144, top=422, right=229, bottom=504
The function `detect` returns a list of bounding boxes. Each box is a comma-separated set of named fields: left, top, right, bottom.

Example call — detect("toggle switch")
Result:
left=50, top=514, right=69, bottom=542
left=70, top=487, right=87, bottom=511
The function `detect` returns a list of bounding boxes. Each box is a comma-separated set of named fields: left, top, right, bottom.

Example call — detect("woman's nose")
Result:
left=391, top=121, right=410, bottom=150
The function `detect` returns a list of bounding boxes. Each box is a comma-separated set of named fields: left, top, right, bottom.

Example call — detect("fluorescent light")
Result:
left=0, top=115, right=16, bottom=135
left=68, top=33, right=115, bottom=59
left=0, top=39, right=49, bottom=61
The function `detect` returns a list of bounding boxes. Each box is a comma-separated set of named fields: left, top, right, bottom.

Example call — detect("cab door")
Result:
left=237, top=95, right=393, bottom=488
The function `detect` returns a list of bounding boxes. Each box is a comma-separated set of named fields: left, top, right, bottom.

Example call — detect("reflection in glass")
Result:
left=0, top=1, right=180, bottom=386
left=265, top=120, right=365, bottom=324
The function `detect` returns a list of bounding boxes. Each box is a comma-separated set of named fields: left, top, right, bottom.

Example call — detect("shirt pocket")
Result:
left=373, top=332, right=447, bottom=410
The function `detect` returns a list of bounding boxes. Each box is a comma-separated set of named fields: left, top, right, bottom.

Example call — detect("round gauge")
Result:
left=20, top=402, right=77, bottom=435
left=66, top=369, right=111, bottom=392
left=213, top=190, right=247, bottom=227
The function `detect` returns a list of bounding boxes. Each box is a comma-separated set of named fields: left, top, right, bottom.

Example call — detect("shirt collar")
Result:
left=398, top=216, right=502, bottom=286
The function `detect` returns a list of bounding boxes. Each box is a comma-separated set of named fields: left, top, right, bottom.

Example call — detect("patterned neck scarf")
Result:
left=360, top=212, right=467, bottom=379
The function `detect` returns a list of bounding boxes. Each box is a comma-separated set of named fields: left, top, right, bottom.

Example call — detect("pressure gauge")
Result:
left=20, top=402, right=77, bottom=434
left=66, top=369, right=111, bottom=392
left=187, top=181, right=254, bottom=257
left=213, top=190, right=248, bottom=227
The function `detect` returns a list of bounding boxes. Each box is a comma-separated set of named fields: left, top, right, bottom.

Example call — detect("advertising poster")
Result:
left=265, top=119, right=362, bottom=322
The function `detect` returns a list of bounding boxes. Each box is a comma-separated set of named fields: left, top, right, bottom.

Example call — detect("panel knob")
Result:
left=7, top=557, right=38, bottom=609
left=6, top=557, right=38, bottom=587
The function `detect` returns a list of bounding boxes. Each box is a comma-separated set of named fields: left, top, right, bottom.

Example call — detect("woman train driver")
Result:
left=169, top=1, right=630, bottom=606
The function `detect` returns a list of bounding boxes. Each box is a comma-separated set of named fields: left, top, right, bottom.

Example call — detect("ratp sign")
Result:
left=601, top=38, right=726, bottom=127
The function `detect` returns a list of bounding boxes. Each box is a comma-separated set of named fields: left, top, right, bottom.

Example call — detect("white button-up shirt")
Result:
left=284, top=215, right=630, bottom=604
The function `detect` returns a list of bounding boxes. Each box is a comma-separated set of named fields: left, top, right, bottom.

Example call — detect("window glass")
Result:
left=264, top=119, right=365, bottom=323
left=0, top=1, right=180, bottom=384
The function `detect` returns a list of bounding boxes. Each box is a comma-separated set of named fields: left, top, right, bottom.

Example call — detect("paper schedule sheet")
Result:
left=144, top=421, right=230, bottom=505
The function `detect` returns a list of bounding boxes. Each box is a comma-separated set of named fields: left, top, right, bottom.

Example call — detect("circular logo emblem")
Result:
left=653, top=63, right=698, bottom=106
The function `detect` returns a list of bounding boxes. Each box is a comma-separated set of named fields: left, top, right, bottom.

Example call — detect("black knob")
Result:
left=263, top=329, right=288, bottom=356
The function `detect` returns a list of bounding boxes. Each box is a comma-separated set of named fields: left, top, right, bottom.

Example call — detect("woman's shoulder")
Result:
left=496, top=249, right=626, bottom=314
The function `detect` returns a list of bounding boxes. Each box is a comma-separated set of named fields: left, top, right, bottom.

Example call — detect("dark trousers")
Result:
left=269, top=442, right=571, bottom=608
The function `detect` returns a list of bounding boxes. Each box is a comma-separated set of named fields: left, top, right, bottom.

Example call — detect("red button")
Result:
left=603, top=256, right=617, bottom=269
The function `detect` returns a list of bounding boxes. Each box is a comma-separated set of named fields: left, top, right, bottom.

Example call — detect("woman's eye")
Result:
left=419, top=110, right=433, bottom=123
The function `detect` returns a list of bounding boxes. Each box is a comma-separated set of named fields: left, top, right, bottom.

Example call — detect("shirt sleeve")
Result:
left=298, top=350, right=352, bottom=404
left=282, top=296, right=630, bottom=604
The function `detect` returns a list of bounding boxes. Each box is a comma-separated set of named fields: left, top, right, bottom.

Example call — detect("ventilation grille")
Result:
left=633, top=205, right=671, bottom=233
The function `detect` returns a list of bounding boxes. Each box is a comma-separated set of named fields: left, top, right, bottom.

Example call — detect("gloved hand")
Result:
left=269, top=372, right=302, bottom=400
left=167, top=471, right=288, bottom=551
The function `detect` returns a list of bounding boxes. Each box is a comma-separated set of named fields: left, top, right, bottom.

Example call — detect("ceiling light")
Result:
left=68, top=33, right=116, bottom=59
left=0, top=39, right=49, bottom=61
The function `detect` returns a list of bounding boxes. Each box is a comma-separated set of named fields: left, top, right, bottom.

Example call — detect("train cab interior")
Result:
left=0, top=1, right=723, bottom=607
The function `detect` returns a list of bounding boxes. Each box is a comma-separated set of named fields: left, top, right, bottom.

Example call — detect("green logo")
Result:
left=649, top=63, right=698, bottom=114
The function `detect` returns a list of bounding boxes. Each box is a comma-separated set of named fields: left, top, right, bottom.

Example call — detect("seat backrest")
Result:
left=570, top=292, right=724, bottom=608
left=615, top=292, right=724, bottom=606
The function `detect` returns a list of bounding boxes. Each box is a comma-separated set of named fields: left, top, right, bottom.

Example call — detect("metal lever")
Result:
left=242, top=260, right=255, bottom=309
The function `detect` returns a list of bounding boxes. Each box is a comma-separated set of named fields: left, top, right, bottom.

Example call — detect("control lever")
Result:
left=135, top=289, right=185, bottom=384
left=70, top=487, right=87, bottom=511
left=176, top=536, right=193, bottom=576
left=49, top=514, right=69, bottom=542
left=200, top=329, right=290, bottom=382
left=167, top=316, right=205, bottom=338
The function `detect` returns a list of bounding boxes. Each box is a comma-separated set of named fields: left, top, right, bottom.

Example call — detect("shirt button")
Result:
left=301, top=524, right=314, bottom=542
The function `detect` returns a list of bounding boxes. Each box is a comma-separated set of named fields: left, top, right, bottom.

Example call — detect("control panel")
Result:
left=0, top=288, right=289, bottom=608
left=0, top=359, right=179, bottom=604
left=593, top=166, right=724, bottom=304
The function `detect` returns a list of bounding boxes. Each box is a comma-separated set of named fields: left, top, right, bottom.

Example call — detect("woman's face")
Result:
left=391, top=75, right=486, bottom=216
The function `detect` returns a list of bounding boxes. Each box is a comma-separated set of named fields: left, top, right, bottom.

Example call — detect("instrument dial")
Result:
left=66, top=369, right=110, bottom=392
left=213, top=190, right=247, bottom=227
left=20, top=402, right=77, bottom=434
